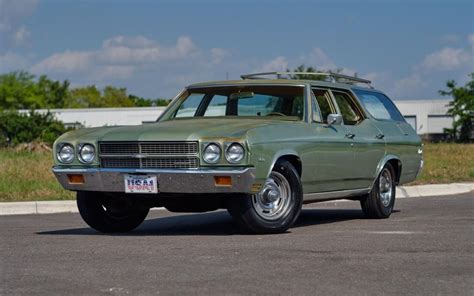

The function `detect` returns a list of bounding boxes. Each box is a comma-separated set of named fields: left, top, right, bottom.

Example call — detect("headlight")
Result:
left=225, top=143, right=245, bottom=163
left=203, top=143, right=221, bottom=164
left=78, top=144, right=95, bottom=163
left=57, top=144, right=74, bottom=163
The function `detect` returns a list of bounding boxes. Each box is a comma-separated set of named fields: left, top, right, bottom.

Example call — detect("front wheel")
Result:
left=228, top=160, right=303, bottom=234
left=360, top=163, right=396, bottom=219
left=77, top=191, right=149, bottom=233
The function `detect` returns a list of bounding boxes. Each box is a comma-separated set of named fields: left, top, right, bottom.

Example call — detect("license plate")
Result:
left=124, top=175, right=158, bottom=194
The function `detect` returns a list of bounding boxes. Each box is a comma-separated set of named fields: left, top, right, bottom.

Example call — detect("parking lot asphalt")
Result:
left=1, top=192, right=473, bottom=295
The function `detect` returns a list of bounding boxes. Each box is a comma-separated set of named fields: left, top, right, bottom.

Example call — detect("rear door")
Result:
left=330, top=89, right=386, bottom=189
left=352, top=89, right=422, bottom=182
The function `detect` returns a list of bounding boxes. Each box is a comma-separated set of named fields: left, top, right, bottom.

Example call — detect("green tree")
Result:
left=36, top=75, right=70, bottom=108
left=440, top=73, right=474, bottom=143
left=287, top=64, right=345, bottom=81
left=102, top=86, right=134, bottom=107
left=0, top=71, right=36, bottom=109
left=67, top=85, right=102, bottom=108
left=129, top=95, right=171, bottom=107
left=0, top=71, right=70, bottom=109
left=0, top=111, right=67, bottom=146
left=0, top=71, right=169, bottom=109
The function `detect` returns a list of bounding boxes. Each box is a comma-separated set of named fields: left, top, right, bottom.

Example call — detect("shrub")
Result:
left=0, top=111, right=67, bottom=146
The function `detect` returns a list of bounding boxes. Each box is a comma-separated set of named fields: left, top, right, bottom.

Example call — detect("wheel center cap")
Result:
left=266, top=189, right=279, bottom=202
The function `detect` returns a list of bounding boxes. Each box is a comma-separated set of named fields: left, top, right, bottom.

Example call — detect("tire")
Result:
left=228, top=160, right=303, bottom=234
left=360, top=163, right=396, bottom=219
left=77, top=191, right=149, bottom=233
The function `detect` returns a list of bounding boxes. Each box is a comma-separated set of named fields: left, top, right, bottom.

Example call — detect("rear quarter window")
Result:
left=353, top=89, right=405, bottom=122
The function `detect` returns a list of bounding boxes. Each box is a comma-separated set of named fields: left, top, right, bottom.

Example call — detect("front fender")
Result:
left=249, top=144, right=300, bottom=191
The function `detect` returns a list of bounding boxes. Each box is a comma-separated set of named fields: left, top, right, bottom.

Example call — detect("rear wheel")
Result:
left=228, top=160, right=303, bottom=234
left=360, top=163, right=396, bottom=219
left=77, top=191, right=149, bottom=233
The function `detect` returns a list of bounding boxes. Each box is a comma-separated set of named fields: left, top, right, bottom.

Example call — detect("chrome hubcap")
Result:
left=252, top=171, right=292, bottom=221
left=379, top=168, right=393, bottom=207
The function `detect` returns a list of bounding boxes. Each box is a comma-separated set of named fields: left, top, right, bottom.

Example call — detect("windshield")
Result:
left=160, top=85, right=305, bottom=121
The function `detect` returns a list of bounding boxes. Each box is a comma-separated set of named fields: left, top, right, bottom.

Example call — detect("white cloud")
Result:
left=468, top=34, right=474, bottom=49
left=259, top=56, right=288, bottom=72
left=389, top=73, right=426, bottom=99
left=98, top=35, right=198, bottom=65
left=0, top=0, right=37, bottom=46
left=13, top=25, right=30, bottom=45
left=0, top=52, right=29, bottom=71
left=210, top=48, right=230, bottom=64
left=96, top=65, right=135, bottom=80
left=32, top=51, right=93, bottom=73
left=258, top=48, right=358, bottom=77
left=389, top=34, right=474, bottom=99
left=421, top=47, right=472, bottom=71
left=102, top=35, right=157, bottom=49
left=303, top=47, right=335, bottom=69
left=31, top=35, right=201, bottom=80
left=24, top=33, right=474, bottom=99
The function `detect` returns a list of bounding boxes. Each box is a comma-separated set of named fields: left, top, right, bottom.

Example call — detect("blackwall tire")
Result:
left=228, top=160, right=303, bottom=234
left=360, top=163, right=396, bottom=219
left=77, top=191, right=149, bottom=233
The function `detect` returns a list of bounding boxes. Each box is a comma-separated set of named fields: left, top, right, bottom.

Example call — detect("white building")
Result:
left=395, top=100, right=452, bottom=136
left=22, top=99, right=453, bottom=137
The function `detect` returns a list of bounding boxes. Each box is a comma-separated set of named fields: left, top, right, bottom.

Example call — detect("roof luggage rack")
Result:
left=240, top=71, right=373, bottom=88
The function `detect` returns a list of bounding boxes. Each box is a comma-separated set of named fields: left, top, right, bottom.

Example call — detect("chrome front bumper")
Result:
left=52, top=167, right=257, bottom=194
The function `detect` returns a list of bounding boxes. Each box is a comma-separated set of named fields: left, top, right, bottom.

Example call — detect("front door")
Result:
left=302, top=88, right=355, bottom=193
left=331, top=90, right=386, bottom=189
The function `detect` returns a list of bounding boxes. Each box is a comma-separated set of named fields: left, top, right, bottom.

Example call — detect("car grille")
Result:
left=99, top=142, right=199, bottom=169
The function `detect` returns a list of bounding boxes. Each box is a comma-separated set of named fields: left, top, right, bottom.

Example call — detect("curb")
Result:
left=0, top=200, right=77, bottom=216
left=396, top=182, right=474, bottom=198
left=0, top=183, right=472, bottom=216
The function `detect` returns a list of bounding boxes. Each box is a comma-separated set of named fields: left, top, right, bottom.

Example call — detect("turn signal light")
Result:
left=67, top=174, right=85, bottom=184
left=214, top=176, right=232, bottom=186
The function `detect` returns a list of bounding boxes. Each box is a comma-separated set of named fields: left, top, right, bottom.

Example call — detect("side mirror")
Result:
left=327, top=114, right=343, bottom=125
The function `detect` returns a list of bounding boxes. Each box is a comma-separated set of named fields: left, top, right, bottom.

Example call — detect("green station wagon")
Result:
left=53, top=72, right=423, bottom=234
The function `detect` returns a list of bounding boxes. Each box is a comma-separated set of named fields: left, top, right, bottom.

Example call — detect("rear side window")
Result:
left=353, top=89, right=405, bottom=122
left=332, top=91, right=363, bottom=125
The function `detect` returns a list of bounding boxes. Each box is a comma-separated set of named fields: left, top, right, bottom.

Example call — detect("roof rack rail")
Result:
left=240, top=71, right=373, bottom=88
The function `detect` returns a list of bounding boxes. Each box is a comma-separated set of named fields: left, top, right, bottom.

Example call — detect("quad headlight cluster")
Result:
left=56, top=143, right=96, bottom=164
left=203, top=142, right=245, bottom=164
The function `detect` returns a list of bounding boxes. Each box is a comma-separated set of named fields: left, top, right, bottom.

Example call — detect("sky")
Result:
left=0, top=0, right=473, bottom=100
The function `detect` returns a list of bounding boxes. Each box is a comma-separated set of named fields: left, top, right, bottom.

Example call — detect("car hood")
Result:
left=58, top=118, right=295, bottom=142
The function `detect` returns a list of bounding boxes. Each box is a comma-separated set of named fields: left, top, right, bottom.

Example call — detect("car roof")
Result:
left=188, top=79, right=383, bottom=93
left=187, top=72, right=384, bottom=93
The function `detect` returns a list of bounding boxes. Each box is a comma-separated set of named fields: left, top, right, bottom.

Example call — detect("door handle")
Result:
left=375, top=134, right=385, bottom=139
left=345, top=133, right=355, bottom=139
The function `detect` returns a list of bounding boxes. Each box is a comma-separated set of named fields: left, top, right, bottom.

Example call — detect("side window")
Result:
left=332, top=91, right=363, bottom=125
left=175, top=93, right=204, bottom=118
left=204, top=95, right=227, bottom=117
left=312, top=89, right=333, bottom=123
left=353, top=90, right=405, bottom=122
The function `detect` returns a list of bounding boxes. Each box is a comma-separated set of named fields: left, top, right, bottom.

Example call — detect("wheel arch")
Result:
left=373, top=155, right=402, bottom=187
left=267, top=150, right=302, bottom=178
